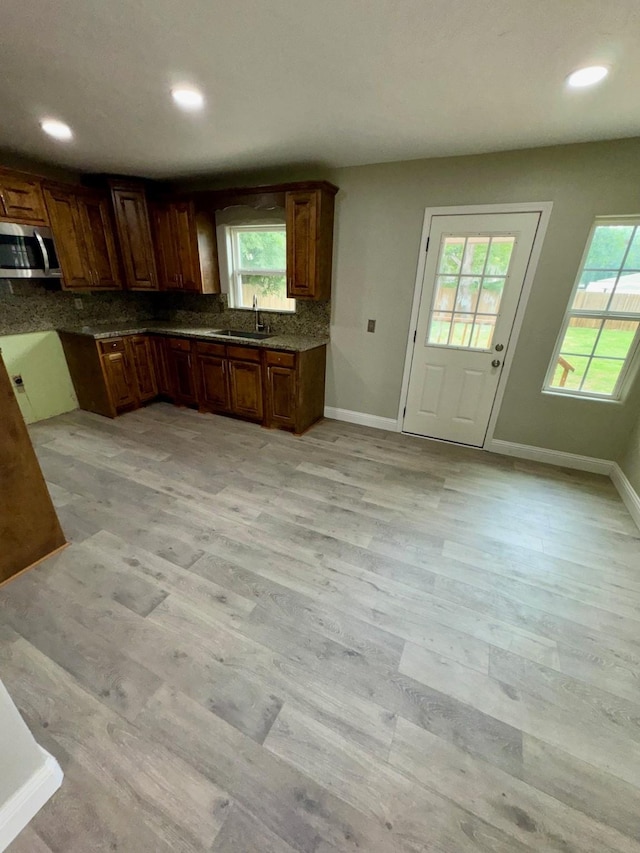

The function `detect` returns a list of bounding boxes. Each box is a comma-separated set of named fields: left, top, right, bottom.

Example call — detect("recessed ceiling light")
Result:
left=40, top=119, right=73, bottom=141
left=566, top=65, right=609, bottom=88
left=171, top=87, right=205, bottom=110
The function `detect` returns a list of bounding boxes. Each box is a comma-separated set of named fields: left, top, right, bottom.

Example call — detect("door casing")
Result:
left=398, top=202, right=553, bottom=447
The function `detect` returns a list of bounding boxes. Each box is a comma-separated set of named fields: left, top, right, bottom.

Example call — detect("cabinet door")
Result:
left=102, top=350, right=136, bottom=409
left=78, top=193, right=122, bottom=290
left=151, top=337, right=171, bottom=396
left=166, top=340, right=197, bottom=404
left=198, top=354, right=230, bottom=412
left=128, top=336, right=157, bottom=402
left=151, top=202, right=181, bottom=290
left=266, top=365, right=296, bottom=427
left=229, top=360, right=263, bottom=420
left=286, top=190, right=318, bottom=299
left=110, top=183, right=159, bottom=290
left=0, top=173, right=48, bottom=224
left=43, top=187, right=92, bottom=289
left=172, top=202, right=202, bottom=292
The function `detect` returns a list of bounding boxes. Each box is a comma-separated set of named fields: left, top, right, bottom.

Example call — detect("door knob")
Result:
left=491, top=359, right=501, bottom=368
left=495, top=344, right=504, bottom=352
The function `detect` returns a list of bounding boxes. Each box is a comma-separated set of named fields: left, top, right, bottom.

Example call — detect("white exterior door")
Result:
left=403, top=212, right=540, bottom=446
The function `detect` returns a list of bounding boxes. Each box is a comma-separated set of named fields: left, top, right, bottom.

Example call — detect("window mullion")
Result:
left=604, top=224, right=636, bottom=313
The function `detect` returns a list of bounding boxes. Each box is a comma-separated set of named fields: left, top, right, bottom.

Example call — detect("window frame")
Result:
left=543, top=216, right=640, bottom=402
left=225, top=223, right=293, bottom=312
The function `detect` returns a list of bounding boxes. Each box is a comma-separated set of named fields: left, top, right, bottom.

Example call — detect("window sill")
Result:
left=541, top=389, right=624, bottom=405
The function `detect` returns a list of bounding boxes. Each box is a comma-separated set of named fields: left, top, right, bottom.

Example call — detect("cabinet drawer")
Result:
left=266, top=350, right=296, bottom=368
left=99, top=338, right=125, bottom=354
left=227, top=345, right=260, bottom=363
left=167, top=337, right=192, bottom=352
left=196, top=341, right=226, bottom=357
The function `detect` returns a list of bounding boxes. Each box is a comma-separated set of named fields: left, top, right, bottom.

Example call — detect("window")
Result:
left=544, top=218, right=640, bottom=399
left=427, top=234, right=515, bottom=349
left=226, top=224, right=294, bottom=312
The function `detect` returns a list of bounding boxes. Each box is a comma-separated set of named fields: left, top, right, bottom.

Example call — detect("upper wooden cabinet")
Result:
left=44, top=185, right=122, bottom=291
left=109, top=180, right=159, bottom=290
left=0, top=170, right=48, bottom=225
left=285, top=187, right=335, bottom=300
left=77, top=193, right=122, bottom=289
left=150, top=199, right=219, bottom=294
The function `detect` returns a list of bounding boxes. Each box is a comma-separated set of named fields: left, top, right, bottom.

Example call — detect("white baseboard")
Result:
left=0, top=750, right=63, bottom=851
left=611, top=463, right=640, bottom=530
left=485, top=439, right=614, bottom=475
left=324, top=406, right=400, bottom=432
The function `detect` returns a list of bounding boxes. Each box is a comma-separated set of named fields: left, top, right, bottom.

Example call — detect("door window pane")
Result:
left=485, top=237, right=515, bottom=276
left=433, top=276, right=458, bottom=311
left=461, top=238, right=489, bottom=275
left=477, top=278, right=505, bottom=314
left=450, top=314, right=474, bottom=346
left=427, top=234, right=514, bottom=350
left=427, top=311, right=453, bottom=345
left=438, top=238, right=464, bottom=275
left=454, top=277, right=480, bottom=313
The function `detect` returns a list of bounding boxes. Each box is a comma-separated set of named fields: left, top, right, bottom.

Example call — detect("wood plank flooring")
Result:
left=2, top=403, right=640, bottom=852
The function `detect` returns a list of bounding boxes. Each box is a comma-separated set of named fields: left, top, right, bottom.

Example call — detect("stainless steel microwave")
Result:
left=0, top=222, right=61, bottom=279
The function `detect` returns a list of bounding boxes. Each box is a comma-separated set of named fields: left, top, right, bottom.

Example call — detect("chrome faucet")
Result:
left=253, top=294, right=265, bottom=333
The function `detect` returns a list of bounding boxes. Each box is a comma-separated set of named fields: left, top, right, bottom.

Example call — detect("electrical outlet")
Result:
left=12, top=375, right=25, bottom=393
left=74, top=298, right=83, bottom=310
left=367, top=319, right=376, bottom=333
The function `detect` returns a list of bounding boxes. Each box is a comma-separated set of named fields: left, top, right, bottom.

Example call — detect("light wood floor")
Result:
left=3, top=404, right=640, bottom=852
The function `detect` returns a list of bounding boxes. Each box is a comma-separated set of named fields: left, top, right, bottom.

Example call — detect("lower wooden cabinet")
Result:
left=165, top=338, right=198, bottom=405
left=61, top=332, right=326, bottom=433
left=229, top=360, right=263, bottom=421
left=196, top=342, right=230, bottom=413
left=151, top=336, right=171, bottom=396
left=102, top=349, right=137, bottom=409
left=128, top=335, right=157, bottom=401
left=225, top=346, right=262, bottom=421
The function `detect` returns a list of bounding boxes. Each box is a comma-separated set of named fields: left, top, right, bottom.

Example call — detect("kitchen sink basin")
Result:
left=208, top=329, right=274, bottom=340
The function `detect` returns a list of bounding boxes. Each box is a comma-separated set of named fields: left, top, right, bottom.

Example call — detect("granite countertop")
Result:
left=58, top=322, right=329, bottom=353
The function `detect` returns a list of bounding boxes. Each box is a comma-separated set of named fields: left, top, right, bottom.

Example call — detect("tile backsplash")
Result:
left=0, top=281, right=154, bottom=335
left=0, top=282, right=330, bottom=338
left=153, top=293, right=330, bottom=337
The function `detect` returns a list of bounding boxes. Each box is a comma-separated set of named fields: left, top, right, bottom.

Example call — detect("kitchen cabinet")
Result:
left=109, top=180, right=159, bottom=290
left=165, top=337, right=198, bottom=405
left=77, top=192, right=122, bottom=289
left=0, top=350, right=66, bottom=586
left=62, top=331, right=327, bottom=433
left=151, top=336, right=171, bottom=396
left=264, top=351, right=296, bottom=428
left=285, top=187, right=335, bottom=300
left=227, top=347, right=263, bottom=421
left=0, top=169, right=48, bottom=225
left=60, top=332, right=156, bottom=417
left=150, top=199, right=220, bottom=294
left=44, top=185, right=122, bottom=290
left=196, top=342, right=230, bottom=413
left=100, top=340, right=137, bottom=409
left=43, top=187, right=90, bottom=289
left=128, top=335, right=157, bottom=401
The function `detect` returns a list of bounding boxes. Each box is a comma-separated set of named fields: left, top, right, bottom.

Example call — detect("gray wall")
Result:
left=320, top=138, right=640, bottom=459
left=620, top=412, right=640, bottom=494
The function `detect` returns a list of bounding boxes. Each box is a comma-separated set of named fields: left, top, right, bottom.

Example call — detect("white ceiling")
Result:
left=1, top=0, right=639, bottom=178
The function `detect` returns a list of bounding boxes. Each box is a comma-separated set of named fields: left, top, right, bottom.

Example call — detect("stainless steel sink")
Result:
left=207, top=329, right=274, bottom=340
